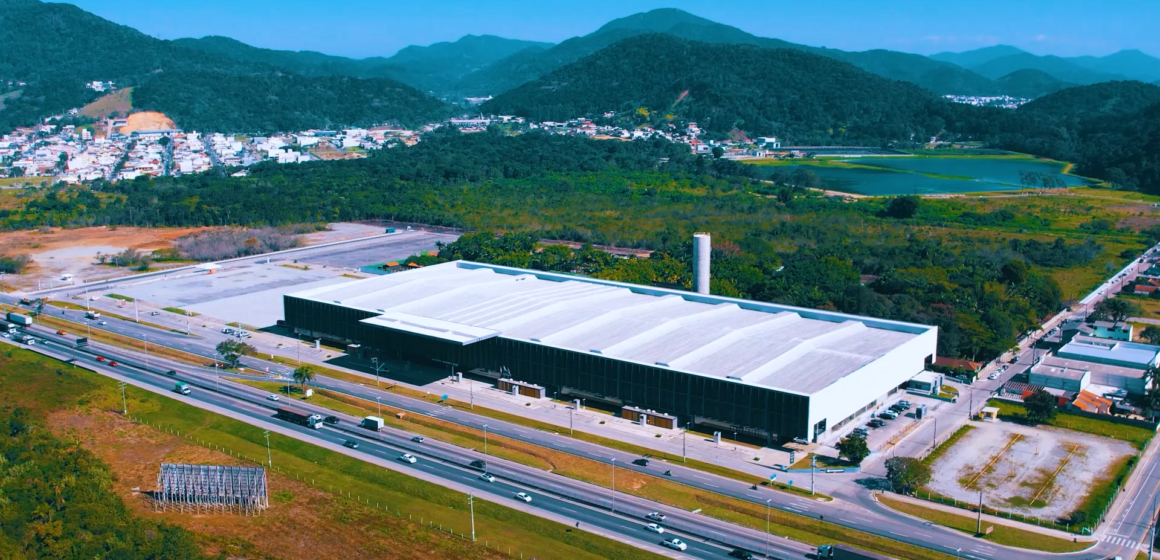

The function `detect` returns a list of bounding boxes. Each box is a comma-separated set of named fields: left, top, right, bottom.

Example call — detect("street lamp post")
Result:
left=264, top=429, right=272, bottom=468
left=610, top=458, right=616, bottom=513
left=469, top=493, right=476, bottom=541
left=143, top=334, right=149, bottom=367
left=569, top=407, right=574, bottom=435
left=765, top=498, right=771, bottom=557
left=118, top=381, right=127, bottom=414
left=483, top=424, right=489, bottom=456
left=682, top=430, right=686, bottom=463
left=376, top=396, right=381, bottom=418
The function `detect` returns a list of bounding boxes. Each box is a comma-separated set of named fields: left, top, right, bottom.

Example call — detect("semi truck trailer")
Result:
left=6, top=312, right=32, bottom=327
left=276, top=406, right=323, bottom=429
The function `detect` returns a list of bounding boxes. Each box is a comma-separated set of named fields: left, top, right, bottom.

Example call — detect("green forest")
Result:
left=0, top=408, right=205, bottom=559
left=1, top=129, right=1132, bottom=362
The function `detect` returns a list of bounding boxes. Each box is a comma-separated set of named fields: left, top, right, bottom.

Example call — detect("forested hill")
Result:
left=0, top=0, right=448, bottom=132
left=172, top=34, right=553, bottom=95
left=482, top=34, right=969, bottom=144
left=992, top=81, right=1160, bottom=192
left=458, top=8, right=1001, bottom=97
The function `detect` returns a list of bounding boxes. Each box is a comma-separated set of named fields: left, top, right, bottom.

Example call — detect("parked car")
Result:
left=867, top=419, right=886, bottom=428
left=852, top=428, right=868, bottom=438
left=646, top=512, right=667, bottom=522
left=645, top=523, right=665, bottom=534
left=343, top=440, right=359, bottom=449
left=773, top=463, right=789, bottom=471
left=399, top=453, right=417, bottom=464
left=880, top=411, right=898, bottom=420
left=792, top=437, right=809, bottom=445
left=222, top=328, right=234, bottom=334
left=324, top=416, right=340, bottom=425
left=411, top=436, right=425, bottom=443
left=988, top=372, right=999, bottom=380
left=514, top=492, right=532, bottom=503
left=267, top=394, right=280, bottom=402
left=479, top=473, right=496, bottom=483
left=662, top=537, right=688, bottom=551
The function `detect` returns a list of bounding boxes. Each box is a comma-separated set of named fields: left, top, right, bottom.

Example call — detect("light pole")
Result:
left=682, top=429, right=687, bottom=463
left=371, top=357, right=381, bottom=387
left=143, top=334, right=149, bottom=367
left=469, top=493, right=476, bottom=541
left=483, top=424, right=489, bottom=456
left=118, top=381, right=127, bottom=414
left=376, top=396, right=382, bottom=418
left=932, top=417, right=938, bottom=452
left=610, top=458, right=616, bottom=513
left=569, top=407, right=574, bottom=435
left=264, top=429, right=272, bottom=468
left=765, top=498, right=771, bottom=557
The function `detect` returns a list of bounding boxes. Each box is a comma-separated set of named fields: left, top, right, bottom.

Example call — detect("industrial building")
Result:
left=283, top=256, right=938, bottom=445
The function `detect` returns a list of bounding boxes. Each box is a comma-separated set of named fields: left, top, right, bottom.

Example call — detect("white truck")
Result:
left=85, top=310, right=101, bottom=319
left=361, top=416, right=385, bottom=431
left=6, top=312, right=32, bottom=327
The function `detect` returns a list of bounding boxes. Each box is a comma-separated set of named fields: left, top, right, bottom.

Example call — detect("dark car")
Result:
left=867, top=419, right=886, bottom=428
left=729, top=549, right=756, bottom=560
left=470, top=459, right=487, bottom=469
left=324, top=416, right=340, bottom=425
left=343, top=440, right=359, bottom=449
left=165, top=370, right=177, bottom=376
left=633, top=458, right=651, bottom=467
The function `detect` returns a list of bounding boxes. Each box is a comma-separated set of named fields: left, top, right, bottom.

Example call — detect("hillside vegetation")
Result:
left=0, top=0, right=447, bottom=133
left=483, top=34, right=971, bottom=143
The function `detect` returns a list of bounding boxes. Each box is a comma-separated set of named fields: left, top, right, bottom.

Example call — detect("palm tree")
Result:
left=292, top=365, right=314, bottom=390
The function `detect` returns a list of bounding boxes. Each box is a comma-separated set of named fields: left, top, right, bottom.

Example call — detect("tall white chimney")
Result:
left=693, top=232, right=711, bottom=295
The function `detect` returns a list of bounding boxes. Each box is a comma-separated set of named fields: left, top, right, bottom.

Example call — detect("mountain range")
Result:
left=932, top=45, right=1160, bottom=85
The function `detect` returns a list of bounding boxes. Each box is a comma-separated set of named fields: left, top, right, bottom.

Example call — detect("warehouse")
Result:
left=283, top=260, right=938, bottom=445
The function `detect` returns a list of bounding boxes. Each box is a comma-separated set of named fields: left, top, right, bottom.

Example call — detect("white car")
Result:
left=90, top=296, right=99, bottom=301
left=514, top=492, right=532, bottom=503
left=646, top=512, right=667, bottom=522
left=267, top=394, right=280, bottom=401
left=646, top=523, right=665, bottom=534
left=988, top=372, right=999, bottom=380
left=399, top=453, right=417, bottom=464
left=662, top=537, right=687, bottom=551
left=479, top=473, right=496, bottom=483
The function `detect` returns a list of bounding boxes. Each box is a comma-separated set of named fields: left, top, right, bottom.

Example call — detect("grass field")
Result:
left=80, top=88, right=133, bottom=119
left=877, top=496, right=1091, bottom=553
left=0, top=347, right=665, bottom=560
left=226, top=378, right=967, bottom=560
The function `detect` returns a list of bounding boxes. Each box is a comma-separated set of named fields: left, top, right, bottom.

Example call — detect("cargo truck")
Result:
left=361, top=416, right=385, bottom=431
left=6, top=312, right=32, bottom=327
left=277, top=406, right=323, bottom=429
left=85, top=310, right=101, bottom=319
left=817, top=544, right=896, bottom=560
left=174, top=383, right=192, bottom=395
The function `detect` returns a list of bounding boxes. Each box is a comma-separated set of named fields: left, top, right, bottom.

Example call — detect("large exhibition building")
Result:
left=283, top=260, right=938, bottom=445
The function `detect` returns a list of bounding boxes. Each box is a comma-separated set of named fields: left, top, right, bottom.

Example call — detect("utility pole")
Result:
left=134, top=299, right=139, bottom=323
left=682, top=430, right=687, bottom=463
left=976, top=490, right=983, bottom=535
left=1150, top=494, right=1158, bottom=559
left=765, top=498, right=771, bottom=558
left=483, top=424, right=488, bottom=456
left=810, top=454, right=816, bottom=496
left=118, top=381, right=127, bottom=414
left=186, top=311, right=190, bottom=335
left=933, top=417, right=938, bottom=452
left=610, top=458, right=616, bottom=513
left=143, top=334, right=149, bottom=367
left=569, top=407, right=574, bottom=435
left=264, top=429, right=272, bottom=468
left=469, top=379, right=474, bottom=410
left=469, top=493, right=476, bottom=541
left=376, top=396, right=381, bottom=419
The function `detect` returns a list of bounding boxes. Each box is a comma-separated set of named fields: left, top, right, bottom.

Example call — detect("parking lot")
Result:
left=926, top=420, right=1135, bottom=520
left=293, top=230, right=458, bottom=269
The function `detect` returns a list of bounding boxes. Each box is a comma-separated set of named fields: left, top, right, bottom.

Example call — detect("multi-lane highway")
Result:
left=6, top=246, right=1160, bottom=560
left=9, top=327, right=814, bottom=560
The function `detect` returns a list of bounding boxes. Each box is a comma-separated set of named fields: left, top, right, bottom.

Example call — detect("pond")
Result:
left=753, top=156, right=1093, bottom=196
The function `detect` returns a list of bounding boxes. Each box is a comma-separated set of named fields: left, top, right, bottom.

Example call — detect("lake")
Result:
left=753, top=156, right=1093, bottom=196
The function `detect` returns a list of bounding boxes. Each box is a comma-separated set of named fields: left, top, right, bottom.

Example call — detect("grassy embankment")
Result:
left=877, top=496, right=1090, bottom=553
left=0, top=347, right=664, bottom=560
left=230, top=378, right=964, bottom=560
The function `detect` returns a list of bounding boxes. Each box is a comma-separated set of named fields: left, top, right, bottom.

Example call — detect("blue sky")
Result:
left=65, top=0, right=1157, bottom=59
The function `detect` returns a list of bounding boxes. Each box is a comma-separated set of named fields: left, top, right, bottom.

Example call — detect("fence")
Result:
left=911, top=489, right=1084, bottom=535
left=125, top=415, right=547, bottom=560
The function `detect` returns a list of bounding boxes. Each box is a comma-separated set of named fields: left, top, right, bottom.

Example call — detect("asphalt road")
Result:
left=7, top=245, right=1160, bottom=560
left=11, top=326, right=812, bottom=560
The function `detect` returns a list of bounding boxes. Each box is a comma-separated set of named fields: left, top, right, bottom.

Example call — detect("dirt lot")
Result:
left=121, top=111, right=176, bottom=133
left=81, top=88, right=133, bottom=120
left=0, top=226, right=207, bottom=289
left=927, top=421, right=1135, bottom=520
left=49, top=407, right=503, bottom=560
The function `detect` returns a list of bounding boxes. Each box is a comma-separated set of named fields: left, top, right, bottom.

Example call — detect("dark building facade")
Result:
left=284, top=295, right=810, bottom=443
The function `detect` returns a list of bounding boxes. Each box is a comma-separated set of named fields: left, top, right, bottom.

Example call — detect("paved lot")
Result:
left=294, top=231, right=459, bottom=269
left=927, top=420, right=1135, bottom=521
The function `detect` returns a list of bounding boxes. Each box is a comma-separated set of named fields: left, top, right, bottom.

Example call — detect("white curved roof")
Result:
left=288, top=261, right=931, bottom=395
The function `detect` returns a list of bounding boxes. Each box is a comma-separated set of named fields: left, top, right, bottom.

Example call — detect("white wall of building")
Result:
left=807, top=327, right=938, bottom=443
